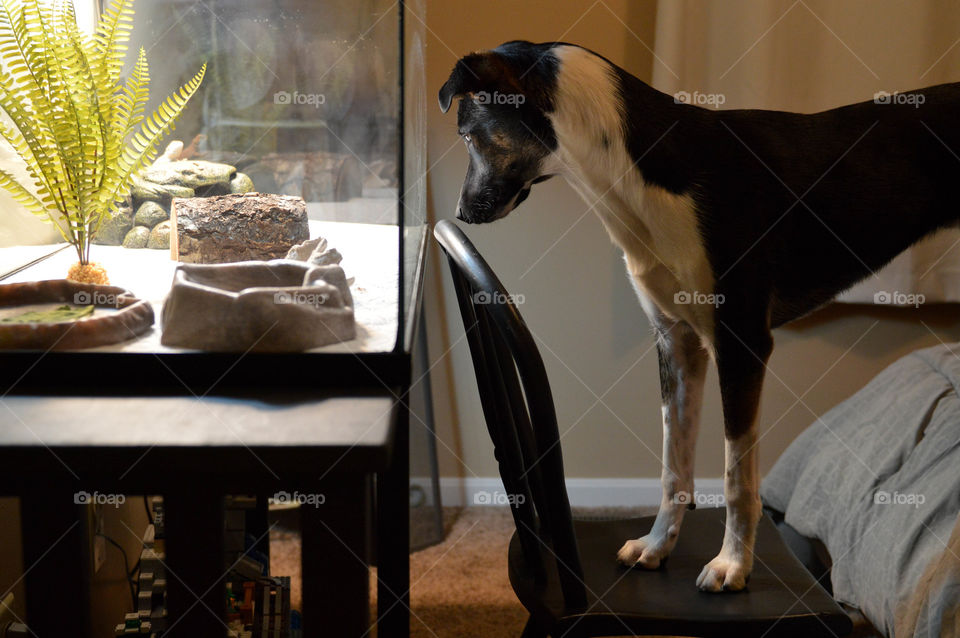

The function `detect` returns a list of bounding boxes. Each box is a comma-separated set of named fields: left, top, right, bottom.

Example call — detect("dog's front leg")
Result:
left=617, top=318, right=707, bottom=569
left=695, top=323, right=771, bottom=592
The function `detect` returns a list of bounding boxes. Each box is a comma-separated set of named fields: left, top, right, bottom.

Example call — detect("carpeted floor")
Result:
left=269, top=506, right=656, bottom=637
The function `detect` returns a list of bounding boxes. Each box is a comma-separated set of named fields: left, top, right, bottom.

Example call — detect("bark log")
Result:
left=171, top=193, right=310, bottom=264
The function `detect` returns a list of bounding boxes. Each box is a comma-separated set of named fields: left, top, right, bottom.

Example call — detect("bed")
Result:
left=762, top=343, right=960, bottom=638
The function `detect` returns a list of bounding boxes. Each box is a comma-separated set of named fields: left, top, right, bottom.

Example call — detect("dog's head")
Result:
left=439, top=41, right=559, bottom=223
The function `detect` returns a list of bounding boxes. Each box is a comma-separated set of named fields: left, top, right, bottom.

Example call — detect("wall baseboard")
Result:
left=410, top=477, right=725, bottom=508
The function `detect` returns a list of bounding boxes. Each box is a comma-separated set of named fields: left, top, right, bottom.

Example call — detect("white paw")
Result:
left=696, top=555, right=750, bottom=592
left=616, top=534, right=674, bottom=569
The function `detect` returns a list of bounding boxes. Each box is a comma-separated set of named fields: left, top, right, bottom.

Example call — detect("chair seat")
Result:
left=508, top=508, right=853, bottom=637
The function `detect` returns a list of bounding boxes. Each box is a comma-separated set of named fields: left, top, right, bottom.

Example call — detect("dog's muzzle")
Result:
left=456, top=185, right=532, bottom=224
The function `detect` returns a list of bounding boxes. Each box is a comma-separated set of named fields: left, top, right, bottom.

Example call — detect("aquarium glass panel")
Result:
left=0, top=0, right=419, bottom=358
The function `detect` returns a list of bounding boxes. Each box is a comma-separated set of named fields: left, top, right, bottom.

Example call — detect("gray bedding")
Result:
left=761, top=344, right=960, bottom=638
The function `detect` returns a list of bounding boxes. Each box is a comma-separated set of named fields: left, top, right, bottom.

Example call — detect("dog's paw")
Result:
left=616, top=535, right=673, bottom=569
left=696, top=555, right=750, bottom=592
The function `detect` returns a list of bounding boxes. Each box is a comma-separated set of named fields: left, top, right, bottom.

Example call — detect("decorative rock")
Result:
left=134, top=201, right=168, bottom=229
left=310, top=247, right=342, bottom=267
left=286, top=236, right=344, bottom=267
left=171, top=192, right=309, bottom=264
left=131, top=177, right=195, bottom=204
left=194, top=181, right=233, bottom=198
left=229, top=172, right=254, bottom=194
left=122, top=226, right=150, bottom=249
left=141, top=160, right=235, bottom=189
left=147, top=221, right=171, bottom=250
left=286, top=237, right=327, bottom=261
left=92, top=204, right=133, bottom=246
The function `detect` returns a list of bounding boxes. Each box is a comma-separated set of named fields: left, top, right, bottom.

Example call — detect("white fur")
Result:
left=617, top=319, right=707, bottom=569
left=547, top=45, right=716, bottom=353
left=696, top=433, right=761, bottom=591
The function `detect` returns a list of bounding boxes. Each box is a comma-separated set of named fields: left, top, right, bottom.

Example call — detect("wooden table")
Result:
left=0, top=390, right=411, bottom=637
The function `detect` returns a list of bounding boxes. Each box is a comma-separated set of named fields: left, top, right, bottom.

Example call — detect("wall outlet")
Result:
left=93, top=535, right=106, bottom=573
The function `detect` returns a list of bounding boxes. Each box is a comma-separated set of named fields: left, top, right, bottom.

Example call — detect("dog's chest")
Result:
left=611, top=186, right=715, bottom=340
left=547, top=45, right=716, bottom=342
left=562, top=162, right=716, bottom=342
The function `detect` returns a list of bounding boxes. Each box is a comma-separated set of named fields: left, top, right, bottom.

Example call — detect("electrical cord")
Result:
left=98, top=534, right=136, bottom=609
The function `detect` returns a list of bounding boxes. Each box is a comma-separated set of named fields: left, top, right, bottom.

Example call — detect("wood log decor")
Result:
left=171, top=193, right=310, bottom=264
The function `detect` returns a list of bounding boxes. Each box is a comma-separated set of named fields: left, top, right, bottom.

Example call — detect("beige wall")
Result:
left=421, top=0, right=960, bottom=481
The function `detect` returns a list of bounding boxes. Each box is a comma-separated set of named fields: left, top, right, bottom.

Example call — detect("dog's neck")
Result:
left=540, top=45, right=714, bottom=331
left=543, top=45, right=688, bottom=252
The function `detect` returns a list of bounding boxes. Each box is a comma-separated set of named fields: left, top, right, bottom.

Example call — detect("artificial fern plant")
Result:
left=0, top=0, right=205, bottom=283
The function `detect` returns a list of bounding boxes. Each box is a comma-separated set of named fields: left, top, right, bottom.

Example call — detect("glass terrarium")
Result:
left=0, top=0, right=426, bottom=392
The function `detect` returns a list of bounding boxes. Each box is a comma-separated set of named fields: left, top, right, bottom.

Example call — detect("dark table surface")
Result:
left=0, top=391, right=396, bottom=491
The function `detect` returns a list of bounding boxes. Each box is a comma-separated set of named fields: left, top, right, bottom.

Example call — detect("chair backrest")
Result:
left=433, top=220, right=587, bottom=610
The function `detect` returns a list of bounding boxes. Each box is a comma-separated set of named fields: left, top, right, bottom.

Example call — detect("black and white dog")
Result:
left=440, top=41, right=960, bottom=592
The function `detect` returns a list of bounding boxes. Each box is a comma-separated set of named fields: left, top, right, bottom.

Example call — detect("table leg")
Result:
left=20, top=491, right=89, bottom=637
left=248, top=493, right=270, bottom=561
left=164, top=490, right=225, bottom=637
left=302, top=474, right=370, bottom=637
left=377, top=400, right=410, bottom=637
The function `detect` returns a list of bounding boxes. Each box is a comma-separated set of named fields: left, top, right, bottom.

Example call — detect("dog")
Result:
left=439, top=40, right=960, bottom=592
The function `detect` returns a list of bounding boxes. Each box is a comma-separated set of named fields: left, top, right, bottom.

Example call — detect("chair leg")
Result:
left=521, top=615, right=550, bottom=638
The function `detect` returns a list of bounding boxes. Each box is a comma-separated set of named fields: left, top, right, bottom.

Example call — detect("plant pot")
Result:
left=0, top=280, right=155, bottom=350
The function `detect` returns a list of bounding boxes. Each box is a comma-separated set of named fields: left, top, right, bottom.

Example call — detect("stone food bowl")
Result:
left=0, top=280, right=155, bottom=350
left=160, top=260, right=356, bottom=352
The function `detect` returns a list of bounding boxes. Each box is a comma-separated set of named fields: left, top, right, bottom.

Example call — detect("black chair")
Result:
left=434, top=219, right=852, bottom=638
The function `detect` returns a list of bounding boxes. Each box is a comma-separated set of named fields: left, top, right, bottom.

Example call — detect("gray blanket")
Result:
left=761, top=344, right=960, bottom=638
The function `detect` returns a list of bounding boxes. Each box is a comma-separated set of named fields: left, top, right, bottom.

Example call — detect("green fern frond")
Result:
left=106, top=46, right=147, bottom=169
left=101, top=62, right=205, bottom=207
left=93, top=0, right=133, bottom=87
left=0, top=0, right=204, bottom=266
left=0, top=167, right=46, bottom=220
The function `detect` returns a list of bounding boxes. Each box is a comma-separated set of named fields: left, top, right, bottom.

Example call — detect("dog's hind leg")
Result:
left=617, top=315, right=707, bottom=569
left=696, top=319, right=771, bottom=592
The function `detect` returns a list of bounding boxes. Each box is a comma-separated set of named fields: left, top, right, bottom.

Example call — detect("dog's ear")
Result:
left=438, top=52, right=518, bottom=113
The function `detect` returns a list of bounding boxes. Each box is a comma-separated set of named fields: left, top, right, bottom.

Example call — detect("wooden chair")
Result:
left=434, top=219, right=852, bottom=638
